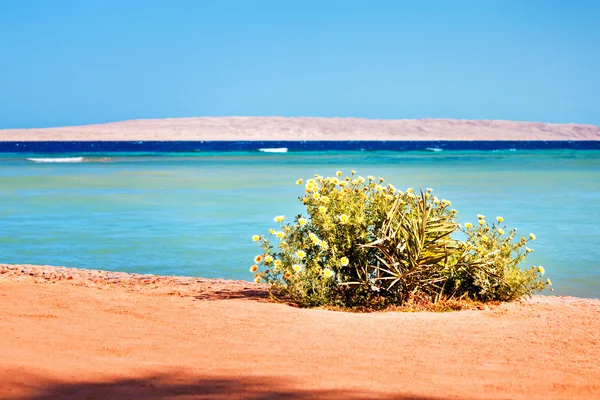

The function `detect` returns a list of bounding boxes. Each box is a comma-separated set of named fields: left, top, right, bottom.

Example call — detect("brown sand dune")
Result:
left=1, top=264, right=599, bottom=400
left=1, top=117, right=599, bottom=141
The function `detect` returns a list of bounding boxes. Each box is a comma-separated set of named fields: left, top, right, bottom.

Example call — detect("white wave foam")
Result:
left=27, top=157, right=85, bottom=163
left=258, top=148, right=288, bottom=153
left=425, top=147, right=443, bottom=152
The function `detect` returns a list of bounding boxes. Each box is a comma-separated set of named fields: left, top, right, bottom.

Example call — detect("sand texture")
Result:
left=1, top=117, right=599, bottom=141
left=1, top=264, right=599, bottom=399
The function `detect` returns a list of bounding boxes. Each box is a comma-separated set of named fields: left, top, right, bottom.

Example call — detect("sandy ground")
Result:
left=1, top=117, right=599, bottom=141
left=1, top=265, right=599, bottom=399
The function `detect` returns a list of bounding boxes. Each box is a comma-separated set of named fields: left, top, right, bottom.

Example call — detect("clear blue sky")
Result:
left=0, top=0, right=598, bottom=128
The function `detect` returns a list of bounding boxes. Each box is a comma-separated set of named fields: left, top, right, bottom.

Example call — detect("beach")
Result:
left=2, top=117, right=600, bottom=141
left=1, top=263, right=600, bottom=399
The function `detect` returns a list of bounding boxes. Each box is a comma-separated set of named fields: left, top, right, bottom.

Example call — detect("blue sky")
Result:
left=0, top=0, right=598, bottom=128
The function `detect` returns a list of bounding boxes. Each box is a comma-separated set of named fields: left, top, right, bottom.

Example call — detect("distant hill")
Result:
left=1, top=117, right=599, bottom=141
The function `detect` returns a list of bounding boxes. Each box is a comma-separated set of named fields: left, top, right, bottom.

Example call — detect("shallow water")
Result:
left=0, top=150, right=598, bottom=298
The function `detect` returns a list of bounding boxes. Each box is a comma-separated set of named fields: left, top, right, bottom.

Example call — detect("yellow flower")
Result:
left=340, top=256, right=349, bottom=266
left=254, top=275, right=262, bottom=283
left=529, top=233, right=536, bottom=240
left=481, top=235, right=489, bottom=242
left=283, top=272, right=291, bottom=279
left=351, top=170, right=356, bottom=175
left=323, top=268, right=335, bottom=278
left=307, top=178, right=316, bottom=184
left=274, top=259, right=282, bottom=267
left=477, top=214, right=485, bottom=220
left=379, top=177, right=384, bottom=183
left=254, top=255, right=263, bottom=263
left=249, top=265, right=258, bottom=272
left=538, top=266, right=545, bottom=275
left=442, top=199, right=451, bottom=206
left=309, top=232, right=320, bottom=244
left=264, top=255, right=274, bottom=263
left=305, top=182, right=316, bottom=191
left=433, top=196, right=440, bottom=204
left=426, top=188, right=433, bottom=193
left=298, top=218, right=307, bottom=226
left=318, top=206, right=327, bottom=213
left=388, top=184, right=396, bottom=193
left=312, top=192, right=320, bottom=200
left=498, top=228, right=505, bottom=235
left=451, top=209, right=457, bottom=214
left=336, top=170, right=342, bottom=177
left=296, top=179, right=303, bottom=185
left=496, top=216, right=504, bottom=223
left=339, top=214, right=349, bottom=224
left=252, top=235, right=260, bottom=242
left=274, top=215, right=285, bottom=223
left=521, top=237, right=527, bottom=244
left=526, top=247, right=534, bottom=253
left=357, top=176, right=365, bottom=184
left=407, top=188, right=414, bottom=194
left=546, top=278, right=552, bottom=286
left=331, top=177, right=340, bottom=185
left=321, top=196, right=330, bottom=203
left=320, top=241, right=329, bottom=249
left=367, top=175, right=374, bottom=181
left=296, top=250, right=306, bottom=259
left=339, top=181, right=347, bottom=187
left=479, top=219, right=486, bottom=225
left=269, top=228, right=276, bottom=235
left=293, top=264, right=302, bottom=272
left=352, top=179, right=359, bottom=185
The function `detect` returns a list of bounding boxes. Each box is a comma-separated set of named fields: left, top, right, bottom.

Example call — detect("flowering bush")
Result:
left=250, top=171, right=551, bottom=309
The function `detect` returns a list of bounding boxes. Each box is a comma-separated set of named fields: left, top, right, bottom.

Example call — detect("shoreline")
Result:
left=1, top=116, right=599, bottom=141
left=1, top=263, right=600, bottom=399
left=1, top=263, right=598, bottom=303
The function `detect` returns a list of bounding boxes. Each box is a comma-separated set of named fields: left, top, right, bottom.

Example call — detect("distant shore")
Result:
left=1, top=116, right=599, bottom=141
left=1, top=262, right=600, bottom=399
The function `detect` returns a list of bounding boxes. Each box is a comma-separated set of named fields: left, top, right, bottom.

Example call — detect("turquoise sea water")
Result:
left=0, top=150, right=598, bottom=298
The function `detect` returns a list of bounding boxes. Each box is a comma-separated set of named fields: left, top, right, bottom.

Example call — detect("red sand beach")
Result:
left=1, top=116, right=600, bottom=141
left=1, top=264, right=599, bottom=400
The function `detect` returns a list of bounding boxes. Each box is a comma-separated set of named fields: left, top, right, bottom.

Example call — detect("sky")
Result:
left=0, top=0, right=599, bottom=129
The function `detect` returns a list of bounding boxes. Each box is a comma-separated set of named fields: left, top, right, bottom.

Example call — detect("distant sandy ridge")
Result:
left=1, top=116, right=599, bottom=141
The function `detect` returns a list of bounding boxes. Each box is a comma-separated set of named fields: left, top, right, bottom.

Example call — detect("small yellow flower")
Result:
left=529, top=233, right=536, bottom=240
left=274, top=259, right=282, bottom=267
left=336, top=170, right=342, bottom=177
left=318, top=206, right=327, bottom=213
left=305, top=182, right=316, bottom=191
left=546, top=278, right=552, bottom=286
left=276, top=231, right=285, bottom=239
left=352, top=179, right=359, bottom=185
left=252, top=235, right=260, bottom=242
left=254, top=255, right=263, bottom=263
left=296, top=250, right=306, bottom=259
left=340, top=256, right=349, bottom=266
left=351, top=170, right=356, bottom=175
left=298, top=218, right=307, bottom=226
left=451, top=209, right=457, bottom=214
left=293, top=264, right=302, bottom=272
left=264, top=255, right=274, bottom=263
left=339, top=181, right=347, bottom=187
left=442, top=199, right=451, bottom=206
left=321, top=196, right=330, bottom=203
left=249, top=265, right=258, bottom=272
left=331, top=177, right=340, bottom=185
left=307, top=178, right=315, bottom=184
left=379, top=177, right=384, bottom=183
left=339, top=214, right=349, bottom=224
left=496, top=216, right=504, bottom=223
left=498, top=228, right=505, bottom=235
left=274, top=215, right=285, bottom=223
left=312, top=192, right=321, bottom=199
left=296, top=179, right=303, bottom=185
left=526, top=247, right=534, bottom=253
left=320, top=241, right=329, bottom=249
left=284, top=272, right=291, bottom=279
left=426, top=188, right=433, bottom=193
left=538, top=266, right=545, bottom=275
left=481, top=235, right=489, bottom=242
left=407, top=188, right=414, bottom=193
left=479, top=219, right=486, bottom=226
left=477, top=214, right=485, bottom=220
left=269, top=228, right=276, bottom=235
left=323, top=268, right=335, bottom=278
left=368, top=175, right=375, bottom=181
left=254, top=275, right=262, bottom=283
left=357, top=176, right=365, bottom=183
left=433, top=196, right=440, bottom=204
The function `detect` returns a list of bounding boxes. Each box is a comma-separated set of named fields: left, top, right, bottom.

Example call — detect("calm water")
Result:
left=1, top=150, right=598, bottom=298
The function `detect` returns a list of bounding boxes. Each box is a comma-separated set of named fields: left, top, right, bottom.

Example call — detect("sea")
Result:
left=0, top=142, right=598, bottom=299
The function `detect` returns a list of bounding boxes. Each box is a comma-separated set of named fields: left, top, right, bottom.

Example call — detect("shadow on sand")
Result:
left=8, top=372, right=460, bottom=400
